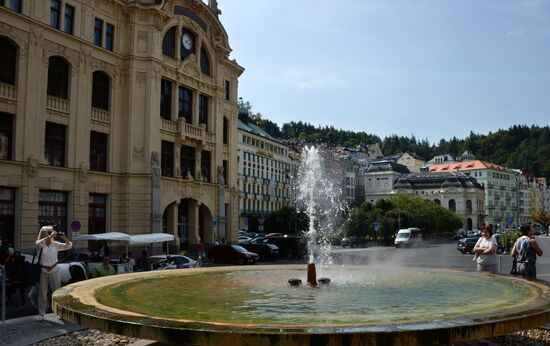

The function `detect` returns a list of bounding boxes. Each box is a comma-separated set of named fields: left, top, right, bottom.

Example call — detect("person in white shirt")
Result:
left=473, top=225, right=498, bottom=273
left=35, top=225, right=72, bottom=319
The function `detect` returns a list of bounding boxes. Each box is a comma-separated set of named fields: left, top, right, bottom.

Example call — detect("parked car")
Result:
left=266, top=236, right=307, bottom=260
left=208, top=245, right=259, bottom=264
left=237, top=236, right=253, bottom=244
left=146, top=255, right=197, bottom=270
left=456, top=237, right=478, bottom=254
left=341, top=236, right=360, bottom=248
left=240, top=238, right=279, bottom=261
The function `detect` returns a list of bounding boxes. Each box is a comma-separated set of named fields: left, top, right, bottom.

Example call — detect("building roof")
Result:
left=238, top=119, right=276, bottom=141
left=394, top=171, right=483, bottom=190
left=429, top=160, right=513, bottom=173
left=366, top=160, right=410, bottom=174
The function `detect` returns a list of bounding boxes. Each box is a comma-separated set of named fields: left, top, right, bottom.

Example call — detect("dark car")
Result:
left=456, top=237, right=478, bottom=254
left=240, top=238, right=279, bottom=261
left=208, top=244, right=259, bottom=264
left=341, top=236, right=360, bottom=248
left=266, top=236, right=307, bottom=260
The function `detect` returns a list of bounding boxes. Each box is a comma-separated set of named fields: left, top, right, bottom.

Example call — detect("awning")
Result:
left=73, top=232, right=131, bottom=242
left=129, top=233, right=175, bottom=245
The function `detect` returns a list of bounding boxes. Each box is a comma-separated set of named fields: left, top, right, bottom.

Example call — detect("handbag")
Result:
left=24, top=247, right=43, bottom=285
left=510, top=256, right=518, bottom=275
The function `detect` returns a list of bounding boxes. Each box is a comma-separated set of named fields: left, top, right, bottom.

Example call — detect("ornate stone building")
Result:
left=394, top=171, right=485, bottom=230
left=0, top=0, right=243, bottom=253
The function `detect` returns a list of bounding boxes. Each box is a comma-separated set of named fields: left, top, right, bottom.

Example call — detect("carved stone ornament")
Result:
left=27, top=155, right=39, bottom=178
left=133, top=145, right=145, bottom=162
left=136, top=71, right=148, bottom=86
left=217, top=165, right=225, bottom=185
left=79, top=162, right=89, bottom=182
left=181, top=55, right=201, bottom=80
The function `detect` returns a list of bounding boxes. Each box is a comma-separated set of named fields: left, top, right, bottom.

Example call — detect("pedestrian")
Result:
left=511, top=223, right=543, bottom=280
left=198, top=238, right=206, bottom=258
left=35, top=225, right=73, bottom=320
left=125, top=251, right=136, bottom=272
left=473, top=225, right=498, bottom=273
left=92, top=256, right=117, bottom=278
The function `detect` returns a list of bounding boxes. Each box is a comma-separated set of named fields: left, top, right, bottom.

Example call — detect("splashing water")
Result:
left=296, top=146, right=346, bottom=266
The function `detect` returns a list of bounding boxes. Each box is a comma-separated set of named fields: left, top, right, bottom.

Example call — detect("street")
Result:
left=331, top=236, right=550, bottom=281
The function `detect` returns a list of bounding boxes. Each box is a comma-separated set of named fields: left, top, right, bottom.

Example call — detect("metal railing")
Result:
left=1, top=264, right=5, bottom=322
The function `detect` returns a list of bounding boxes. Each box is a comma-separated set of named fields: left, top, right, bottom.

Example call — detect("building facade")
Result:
left=430, top=161, right=519, bottom=229
left=393, top=171, right=485, bottom=230
left=0, top=0, right=243, bottom=252
left=397, top=152, right=425, bottom=173
left=364, top=160, right=410, bottom=204
left=237, top=119, right=291, bottom=231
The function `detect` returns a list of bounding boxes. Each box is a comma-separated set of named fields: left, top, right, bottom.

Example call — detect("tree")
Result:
left=532, top=209, right=550, bottom=234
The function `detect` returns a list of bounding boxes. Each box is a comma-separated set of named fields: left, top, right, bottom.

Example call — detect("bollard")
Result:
left=498, top=255, right=502, bottom=274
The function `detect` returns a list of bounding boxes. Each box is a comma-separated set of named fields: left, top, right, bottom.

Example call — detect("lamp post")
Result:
left=515, top=175, right=520, bottom=230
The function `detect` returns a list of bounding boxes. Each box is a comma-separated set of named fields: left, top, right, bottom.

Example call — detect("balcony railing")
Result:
left=46, top=95, right=70, bottom=114
left=161, top=119, right=178, bottom=132
left=178, top=118, right=204, bottom=141
left=0, top=82, right=17, bottom=101
left=91, top=107, right=111, bottom=123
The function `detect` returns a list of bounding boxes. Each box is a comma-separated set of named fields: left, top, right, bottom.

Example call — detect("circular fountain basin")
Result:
left=53, top=265, right=550, bottom=346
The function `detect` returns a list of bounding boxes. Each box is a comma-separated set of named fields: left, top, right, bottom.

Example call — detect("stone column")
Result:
left=217, top=165, right=226, bottom=243
left=151, top=152, right=161, bottom=233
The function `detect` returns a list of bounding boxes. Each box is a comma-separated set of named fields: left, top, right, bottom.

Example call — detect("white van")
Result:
left=394, top=228, right=422, bottom=248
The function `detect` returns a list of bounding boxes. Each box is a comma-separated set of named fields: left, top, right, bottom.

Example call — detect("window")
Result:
left=90, top=131, right=108, bottom=172
left=0, top=187, right=16, bottom=248
left=223, top=160, right=228, bottom=186
left=7, top=0, right=21, bottom=12
left=200, top=46, right=211, bottom=76
left=198, top=94, right=208, bottom=127
left=178, top=86, right=192, bottom=122
left=160, top=78, right=172, bottom=120
left=50, top=0, right=60, bottom=29
left=47, top=56, right=70, bottom=99
left=45, top=122, right=66, bottom=167
left=0, top=112, right=14, bottom=160
left=39, top=190, right=67, bottom=233
left=223, top=117, right=229, bottom=144
left=180, top=145, right=195, bottom=179
left=105, top=23, right=114, bottom=51
left=201, top=150, right=211, bottom=182
left=88, top=194, right=106, bottom=234
left=0, top=37, right=17, bottom=85
left=161, top=140, right=174, bottom=177
left=448, top=199, right=456, bottom=212
left=162, top=26, right=176, bottom=58
left=91, top=71, right=110, bottom=110
left=94, top=18, right=103, bottom=47
left=225, top=80, right=230, bottom=101
left=64, top=4, right=74, bottom=34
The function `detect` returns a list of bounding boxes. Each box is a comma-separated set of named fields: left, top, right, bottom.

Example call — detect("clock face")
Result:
left=182, top=33, right=193, bottom=50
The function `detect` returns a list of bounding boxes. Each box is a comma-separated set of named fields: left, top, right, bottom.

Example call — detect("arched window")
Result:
left=467, top=218, right=473, bottom=230
left=433, top=199, right=440, bottom=206
left=466, top=200, right=472, bottom=213
left=0, top=37, right=17, bottom=85
left=47, top=56, right=70, bottom=99
left=200, top=46, right=211, bottom=76
left=162, top=26, right=176, bottom=58
left=91, top=71, right=110, bottom=110
left=448, top=199, right=456, bottom=212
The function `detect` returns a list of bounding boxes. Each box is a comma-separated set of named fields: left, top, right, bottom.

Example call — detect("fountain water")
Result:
left=53, top=146, right=550, bottom=345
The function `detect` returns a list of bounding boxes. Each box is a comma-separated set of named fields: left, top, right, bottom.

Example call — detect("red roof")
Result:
left=429, top=160, right=513, bottom=173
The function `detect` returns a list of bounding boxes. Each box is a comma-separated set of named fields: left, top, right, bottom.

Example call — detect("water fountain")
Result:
left=53, top=147, right=550, bottom=345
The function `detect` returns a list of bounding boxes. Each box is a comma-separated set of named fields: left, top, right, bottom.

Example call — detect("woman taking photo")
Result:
left=35, top=225, right=72, bottom=320
left=473, top=225, right=498, bottom=273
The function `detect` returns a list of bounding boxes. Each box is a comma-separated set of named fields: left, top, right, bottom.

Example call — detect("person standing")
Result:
left=473, top=225, right=498, bottom=273
left=92, top=256, right=117, bottom=277
left=35, top=225, right=72, bottom=320
left=197, top=238, right=206, bottom=258
left=512, top=223, right=543, bottom=280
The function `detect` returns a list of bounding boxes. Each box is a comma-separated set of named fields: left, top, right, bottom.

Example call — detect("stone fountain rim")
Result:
left=53, top=264, right=550, bottom=343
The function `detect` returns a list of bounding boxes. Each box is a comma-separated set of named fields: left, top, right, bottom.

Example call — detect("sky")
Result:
left=218, top=0, right=550, bottom=144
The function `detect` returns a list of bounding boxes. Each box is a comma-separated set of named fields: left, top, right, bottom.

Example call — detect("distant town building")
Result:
left=393, top=171, right=485, bottom=230
left=425, top=154, right=456, bottom=167
left=237, top=119, right=291, bottom=231
left=364, top=160, right=410, bottom=204
left=429, top=161, right=519, bottom=229
left=397, top=153, right=426, bottom=173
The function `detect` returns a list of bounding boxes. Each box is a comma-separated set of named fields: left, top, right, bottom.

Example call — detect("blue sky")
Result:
left=219, top=0, right=550, bottom=144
